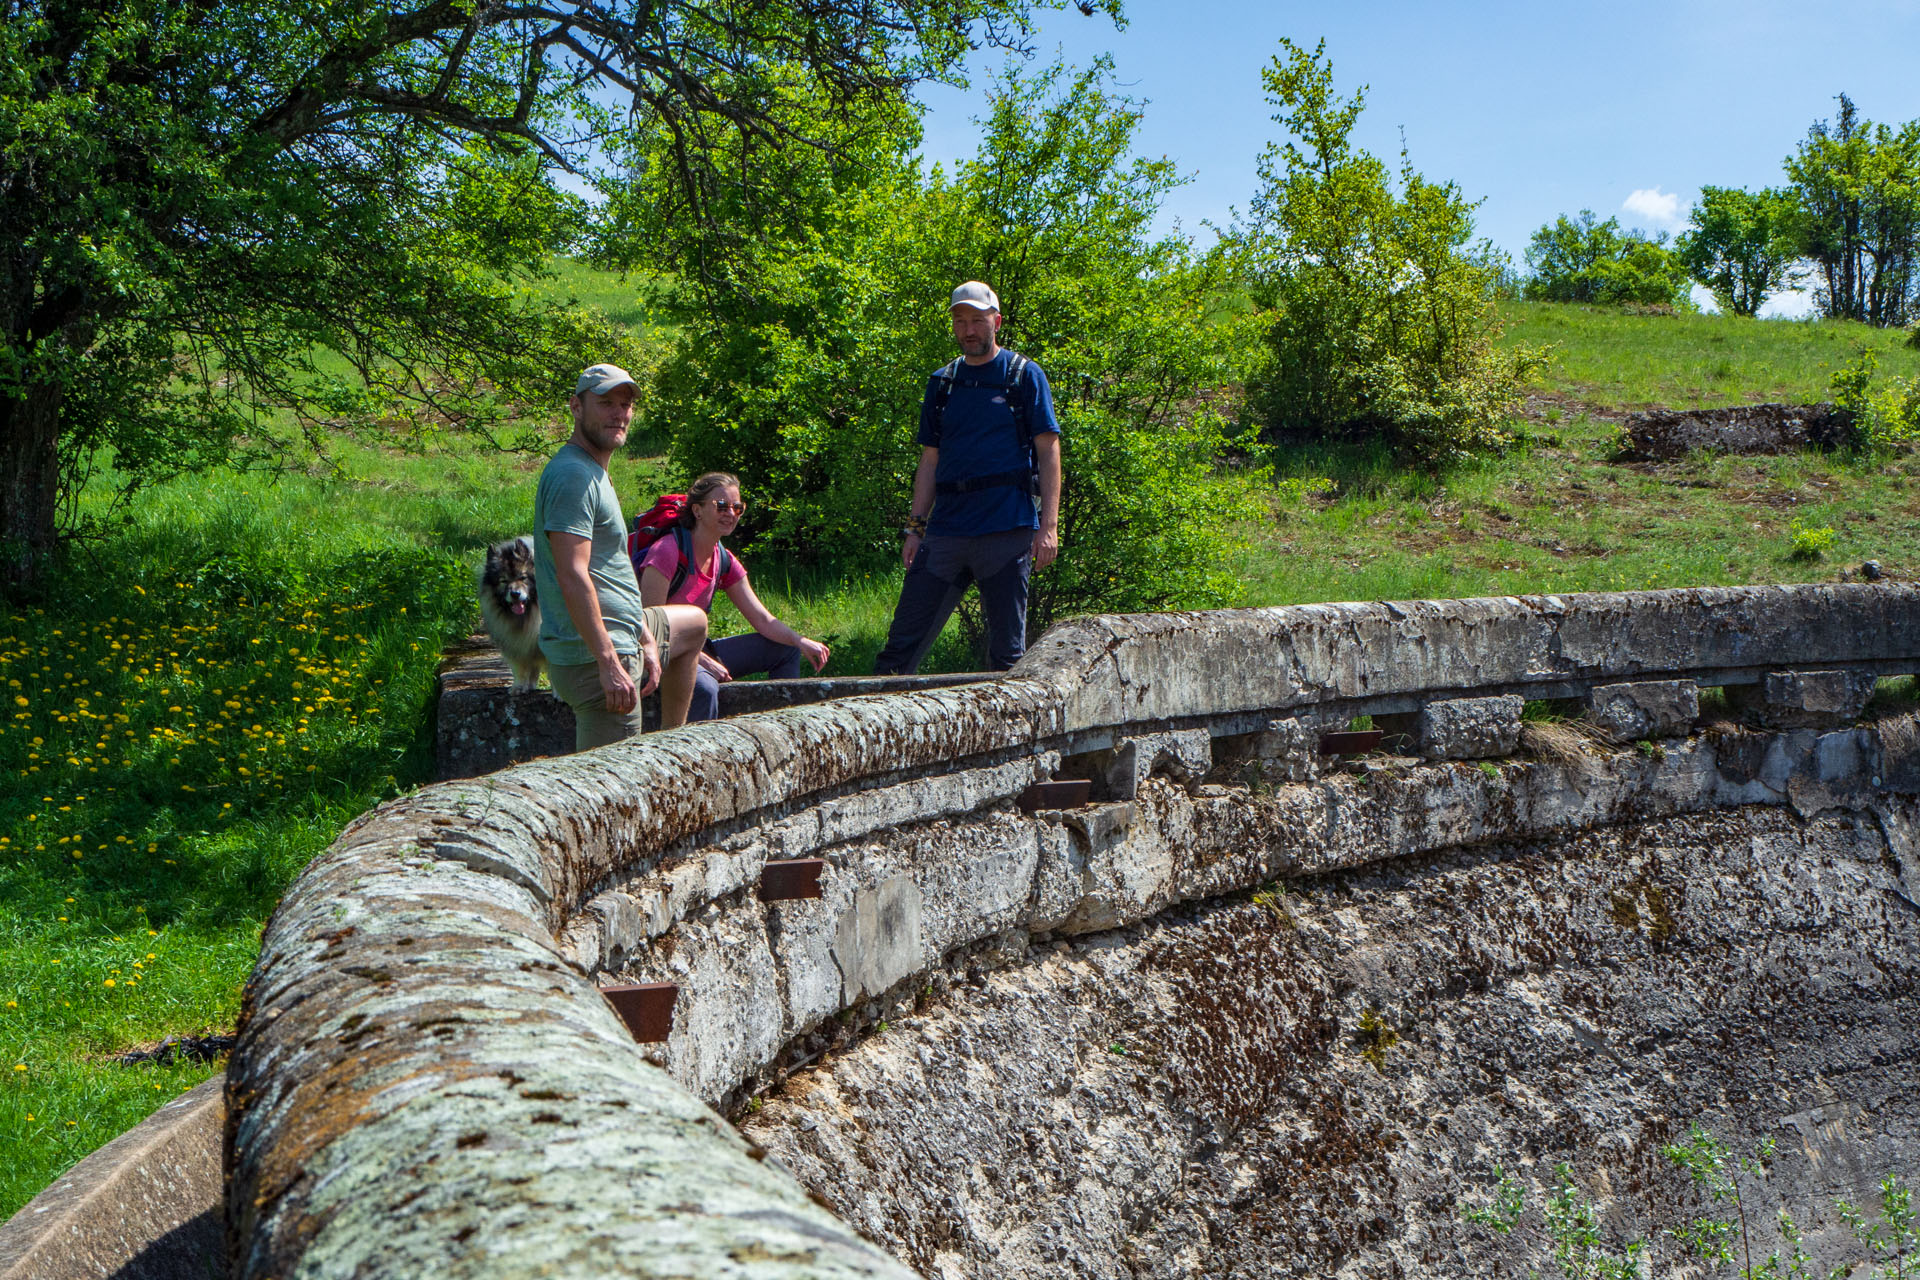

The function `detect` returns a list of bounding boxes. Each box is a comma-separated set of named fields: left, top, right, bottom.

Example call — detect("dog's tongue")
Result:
left=510, top=602, right=527, bottom=616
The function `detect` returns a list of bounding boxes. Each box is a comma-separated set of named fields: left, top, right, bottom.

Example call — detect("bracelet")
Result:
left=902, top=514, right=928, bottom=539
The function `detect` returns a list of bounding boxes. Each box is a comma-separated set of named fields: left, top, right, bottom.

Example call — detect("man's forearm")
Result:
left=910, top=447, right=938, bottom=519
left=1037, top=435, right=1061, bottom=530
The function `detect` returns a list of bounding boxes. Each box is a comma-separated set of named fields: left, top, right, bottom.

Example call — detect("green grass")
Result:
left=1241, top=408, right=1920, bottom=606
left=539, top=258, right=664, bottom=335
left=0, top=444, right=511, bottom=1215
left=1497, top=299, right=1920, bottom=411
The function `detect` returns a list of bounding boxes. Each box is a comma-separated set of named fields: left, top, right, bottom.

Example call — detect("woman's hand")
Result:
left=799, top=637, right=831, bottom=673
left=697, top=650, right=733, bottom=682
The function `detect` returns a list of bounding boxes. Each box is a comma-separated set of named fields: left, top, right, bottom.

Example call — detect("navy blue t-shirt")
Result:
left=916, top=348, right=1060, bottom=538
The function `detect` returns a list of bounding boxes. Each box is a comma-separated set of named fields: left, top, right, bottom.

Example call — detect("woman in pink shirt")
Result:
left=636, top=472, right=830, bottom=721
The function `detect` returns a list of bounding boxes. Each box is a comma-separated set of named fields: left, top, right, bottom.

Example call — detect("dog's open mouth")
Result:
left=509, top=602, right=528, bottom=616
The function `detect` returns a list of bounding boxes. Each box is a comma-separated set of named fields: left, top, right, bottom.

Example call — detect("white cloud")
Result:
left=1622, top=186, right=1685, bottom=229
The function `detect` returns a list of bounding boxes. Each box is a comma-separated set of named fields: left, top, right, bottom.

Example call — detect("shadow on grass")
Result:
left=1266, top=432, right=1515, bottom=501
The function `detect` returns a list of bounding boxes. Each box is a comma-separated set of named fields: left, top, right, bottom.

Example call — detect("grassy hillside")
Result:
left=1497, top=299, right=1919, bottom=411
left=5, top=286, right=1920, bottom=1218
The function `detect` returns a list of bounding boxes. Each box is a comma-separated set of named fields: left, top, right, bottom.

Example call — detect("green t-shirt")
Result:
left=534, top=443, right=645, bottom=666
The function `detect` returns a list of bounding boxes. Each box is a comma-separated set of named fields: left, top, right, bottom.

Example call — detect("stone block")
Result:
left=1381, top=695, right=1524, bottom=761
left=833, top=874, right=924, bottom=1004
left=1727, top=669, right=1877, bottom=730
left=1103, top=729, right=1213, bottom=800
left=1586, top=679, right=1699, bottom=741
left=1210, top=718, right=1319, bottom=785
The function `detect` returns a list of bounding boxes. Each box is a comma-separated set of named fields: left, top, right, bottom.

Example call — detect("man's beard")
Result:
left=958, top=335, right=990, bottom=356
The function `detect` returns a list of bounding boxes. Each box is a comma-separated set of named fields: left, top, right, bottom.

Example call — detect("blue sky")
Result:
left=914, top=0, right=1920, bottom=316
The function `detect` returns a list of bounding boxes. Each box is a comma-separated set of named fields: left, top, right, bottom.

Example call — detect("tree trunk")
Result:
left=1, top=381, right=65, bottom=592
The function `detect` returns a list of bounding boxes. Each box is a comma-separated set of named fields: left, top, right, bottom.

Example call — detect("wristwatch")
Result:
left=902, top=515, right=928, bottom=539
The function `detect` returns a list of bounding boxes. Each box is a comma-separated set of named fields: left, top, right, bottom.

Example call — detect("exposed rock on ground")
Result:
left=1619, top=402, right=1851, bottom=460
left=746, top=802, right=1920, bottom=1279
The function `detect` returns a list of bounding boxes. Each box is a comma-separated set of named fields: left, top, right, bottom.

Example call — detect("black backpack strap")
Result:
left=928, top=357, right=964, bottom=447
left=1004, top=352, right=1032, bottom=451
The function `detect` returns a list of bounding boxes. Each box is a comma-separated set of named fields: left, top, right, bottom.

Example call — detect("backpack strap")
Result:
left=927, top=357, right=965, bottom=448
left=926, top=351, right=1043, bottom=499
left=1004, top=352, right=1032, bottom=454
left=664, top=527, right=735, bottom=611
left=667, top=526, right=696, bottom=606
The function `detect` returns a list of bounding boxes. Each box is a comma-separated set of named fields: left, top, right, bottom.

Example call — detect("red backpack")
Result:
left=627, top=494, right=734, bottom=606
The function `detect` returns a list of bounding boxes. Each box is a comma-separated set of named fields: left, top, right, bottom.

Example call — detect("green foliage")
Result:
left=1460, top=1166, right=1526, bottom=1235
left=1661, top=1124, right=1833, bottom=1280
left=1678, top=187, right=1805, bottom=318
left=1236, top=39, right=1541, bottom=465
left=1524, top=210, right=1693, bottom=308
left=0, top=0, right=1060, bottom=590
left=1355, top=1006, right=1399, bottom=1070
left=1786, top=94, right=1920, bottom=328
left=1544, top=1164, right=1650, bottom=1280
left=1831, top=349, right=1920, bottom=450
left=1836, top=1174, right=1917, bottom=1279
left=1457, top=1129, right=1917, bottom=1280
left=622, top=59, right=1264, bottom=635
left=1788, top=518, right=1838, bottom=559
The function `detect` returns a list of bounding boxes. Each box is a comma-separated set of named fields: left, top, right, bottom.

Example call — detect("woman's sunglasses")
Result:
left=706, top=499, right=747, bottom=515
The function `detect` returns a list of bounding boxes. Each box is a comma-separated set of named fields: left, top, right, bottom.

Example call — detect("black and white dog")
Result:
left=478, top=536, right=545, bottom=692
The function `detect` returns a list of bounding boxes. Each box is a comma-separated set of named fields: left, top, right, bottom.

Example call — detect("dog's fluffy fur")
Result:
left=479, top=536, right=546, bottom=692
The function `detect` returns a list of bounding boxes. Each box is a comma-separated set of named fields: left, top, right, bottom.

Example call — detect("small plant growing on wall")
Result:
left=1355, top=1007, right=1399, bottom=1071
left=1457, top=1135, right=1917, bottom=1280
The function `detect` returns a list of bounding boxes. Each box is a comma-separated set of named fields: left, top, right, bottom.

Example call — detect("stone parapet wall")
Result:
left=224, top=584, right=1920, bottom=1279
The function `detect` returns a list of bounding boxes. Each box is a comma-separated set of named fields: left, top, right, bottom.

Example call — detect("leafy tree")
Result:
left=1677, top=186, right=1804, bottom=318
left=620, top=58, right=1265, bottom=637
left=1786, top=93, right=1920, bottom=328
left=1235, top=38, right=1539, bottom=463
left=0, top=0, right=1057, bottom=592
left=1523, top=210, right=1692, bottom=307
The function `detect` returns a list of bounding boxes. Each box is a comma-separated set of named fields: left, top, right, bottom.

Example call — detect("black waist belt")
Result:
left=936, top=470, right=1037, bottom=496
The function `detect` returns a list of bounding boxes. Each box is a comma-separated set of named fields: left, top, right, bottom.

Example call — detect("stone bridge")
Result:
left=8, top=584, right=1920, bottom=1278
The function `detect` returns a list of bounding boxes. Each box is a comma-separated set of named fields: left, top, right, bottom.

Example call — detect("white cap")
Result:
left=949, top=281, right=1000, bottom=313
left=574, top=363, right=637, bottom=395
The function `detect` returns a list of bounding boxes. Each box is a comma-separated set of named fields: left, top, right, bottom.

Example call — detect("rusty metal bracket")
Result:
left=600, top=983, right=677, bottom=1043
left=1016, top=778, right=1092, bottom=813
left=759, top=858, right=825, bottom=902
left=1318, top=730, right=1384, bottom=755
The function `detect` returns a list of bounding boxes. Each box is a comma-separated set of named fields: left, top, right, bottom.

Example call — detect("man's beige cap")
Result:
left=574, top=363, right=637, bottom=395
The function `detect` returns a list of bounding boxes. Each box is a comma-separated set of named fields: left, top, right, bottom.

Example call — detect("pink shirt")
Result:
left=638, top=533, right=746, bottom=611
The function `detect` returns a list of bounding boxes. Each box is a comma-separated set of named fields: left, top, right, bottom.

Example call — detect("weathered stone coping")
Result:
left=0, top=1076, right=223, bottom=1280
left=224, top=584, right=1920, bottom=1279
left=435, top=638, right=994, bottom=781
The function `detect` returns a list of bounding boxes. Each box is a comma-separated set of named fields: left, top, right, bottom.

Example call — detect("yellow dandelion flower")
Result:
left=103, top=979, right=114, bottom=987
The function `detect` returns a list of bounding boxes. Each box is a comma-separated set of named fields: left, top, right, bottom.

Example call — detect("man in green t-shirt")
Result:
left=535, top=363, right=708, bottom=749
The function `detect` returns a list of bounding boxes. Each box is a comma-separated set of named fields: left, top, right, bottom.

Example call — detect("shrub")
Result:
left=1234, top=40, right=1542, bottom=465
left=1832, top=348, right=1920, bottom=450
left=1524, top=210, right=1693, bottom=308
left=617, top=61, right=1268, bottom=632
left=1788, top=518, right=1837, bottom=559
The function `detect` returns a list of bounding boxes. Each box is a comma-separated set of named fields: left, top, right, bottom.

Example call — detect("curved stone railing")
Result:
left=226, top=584, right=1920, bottom=1279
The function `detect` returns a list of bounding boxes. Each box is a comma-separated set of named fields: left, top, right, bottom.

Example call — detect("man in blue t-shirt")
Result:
left=874, top=281, right=1062, bottom=674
